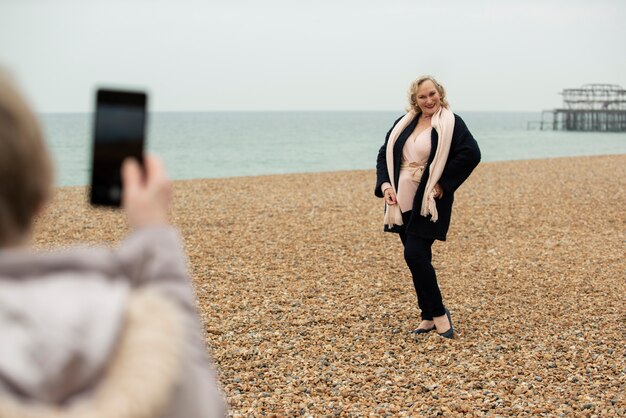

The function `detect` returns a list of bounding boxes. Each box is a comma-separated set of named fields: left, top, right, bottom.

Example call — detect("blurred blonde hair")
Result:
left=0, top=69, right=53, bottom=246
left=407, top=75, right=449, bottom=113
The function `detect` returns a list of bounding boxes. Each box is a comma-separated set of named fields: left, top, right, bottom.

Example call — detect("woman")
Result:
left=375, top=76, right=480, bottom=339
left=0, top=70, right=226, bottom=417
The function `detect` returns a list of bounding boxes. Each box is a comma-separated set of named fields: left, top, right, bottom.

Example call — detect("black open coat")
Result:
left=375, top=112, right=481, bottom=241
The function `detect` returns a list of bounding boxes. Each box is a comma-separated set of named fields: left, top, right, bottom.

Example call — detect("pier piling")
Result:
left=532, top=84, right=626, bottom=132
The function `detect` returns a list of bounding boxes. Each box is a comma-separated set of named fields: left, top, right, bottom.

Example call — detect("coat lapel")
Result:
left=428, top=127, right=439, bottom=164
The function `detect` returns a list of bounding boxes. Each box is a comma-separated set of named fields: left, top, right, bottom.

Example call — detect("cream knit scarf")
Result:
left=384, top=106, right=455, bottom=227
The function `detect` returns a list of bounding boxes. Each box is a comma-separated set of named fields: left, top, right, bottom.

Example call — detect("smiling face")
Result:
left=416, top=80, right=441, bottom=117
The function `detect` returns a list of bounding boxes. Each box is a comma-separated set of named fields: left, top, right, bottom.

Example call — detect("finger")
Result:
left=144, top=154, right=169, bottom=186
left=143, top=154, right=160, bottom=180
left=122, top=158, right=142, bottom=193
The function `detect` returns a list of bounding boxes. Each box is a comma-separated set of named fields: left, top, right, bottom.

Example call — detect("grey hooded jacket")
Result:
left=0, top=226, right=226, bottom=418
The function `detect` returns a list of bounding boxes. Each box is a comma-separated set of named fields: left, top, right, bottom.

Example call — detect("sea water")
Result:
left=39, top=111, right=626, bottom=187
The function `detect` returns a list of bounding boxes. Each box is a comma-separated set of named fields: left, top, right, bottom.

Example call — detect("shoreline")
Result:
left=34, top=154, right=626, bottom=416
left=51, top=153, right=626, bottom=190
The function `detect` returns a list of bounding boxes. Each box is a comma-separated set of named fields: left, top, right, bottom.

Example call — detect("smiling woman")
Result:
left=375, top=75, right=481, bottom=339
left=408, top=76, right=449, bottom=114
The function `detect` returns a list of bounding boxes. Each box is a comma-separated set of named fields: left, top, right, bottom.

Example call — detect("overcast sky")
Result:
left=1, top=0, right=625, bottom=113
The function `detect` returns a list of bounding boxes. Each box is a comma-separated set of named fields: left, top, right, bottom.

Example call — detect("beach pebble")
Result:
left=33, top=155, right=626, bottom=416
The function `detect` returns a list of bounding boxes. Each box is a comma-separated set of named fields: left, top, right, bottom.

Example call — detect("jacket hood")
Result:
left=0, top=248, right=130, bottom=404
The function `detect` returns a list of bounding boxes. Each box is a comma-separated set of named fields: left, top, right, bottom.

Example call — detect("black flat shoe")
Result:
left=437, top=309, right=454, bottom=339
left=412, top=325, right=436, bottom=334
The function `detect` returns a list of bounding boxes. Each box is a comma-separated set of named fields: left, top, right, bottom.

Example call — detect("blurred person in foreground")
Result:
left=0, top=70, right=226, bottom=418
left=375, top=76, right=481, bottom=339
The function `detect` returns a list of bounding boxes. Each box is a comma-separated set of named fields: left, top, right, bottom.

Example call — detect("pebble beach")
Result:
left=34, top=155, right=625, bottom=417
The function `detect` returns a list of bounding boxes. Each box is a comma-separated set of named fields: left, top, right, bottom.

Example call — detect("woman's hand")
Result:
left=122, top=155, right=172, bottom=229
left=384, top=187, right=398, bottom=205
left=433, top=183, right=444, bottom=199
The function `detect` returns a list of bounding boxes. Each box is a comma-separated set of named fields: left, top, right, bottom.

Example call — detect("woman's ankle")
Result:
left=433, top=315, right=450, bottom=332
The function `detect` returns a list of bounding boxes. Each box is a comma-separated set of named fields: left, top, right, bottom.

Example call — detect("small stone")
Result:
left=32, top=156, right=626, bottom=417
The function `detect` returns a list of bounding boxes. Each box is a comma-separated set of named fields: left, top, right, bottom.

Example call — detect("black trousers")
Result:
left=399, top=212, right=446, bottom=320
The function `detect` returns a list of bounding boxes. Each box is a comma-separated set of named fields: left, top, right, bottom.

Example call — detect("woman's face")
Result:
left=416, top=80, right=441, bottom=117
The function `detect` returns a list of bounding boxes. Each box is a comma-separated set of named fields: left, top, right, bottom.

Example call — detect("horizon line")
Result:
left=37, top=109, right=546, bottom=115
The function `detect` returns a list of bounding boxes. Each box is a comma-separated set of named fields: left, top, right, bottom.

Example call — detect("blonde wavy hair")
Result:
left=407, top=75, right=449, bottom=113
left=0, top=69, right=53, bottom=246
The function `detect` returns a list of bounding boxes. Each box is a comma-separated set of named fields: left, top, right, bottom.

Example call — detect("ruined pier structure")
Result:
left=537, top=84, right=626, bottom=132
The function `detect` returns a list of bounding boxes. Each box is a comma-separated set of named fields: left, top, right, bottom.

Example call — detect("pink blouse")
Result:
left=397, top=127, right=432, bottom=212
